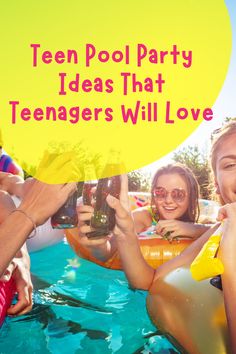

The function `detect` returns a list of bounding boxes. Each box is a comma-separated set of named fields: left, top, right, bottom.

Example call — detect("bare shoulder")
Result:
left=132, top=207, right=152, bottom=232
left=132, top=206, right=152, bottom=220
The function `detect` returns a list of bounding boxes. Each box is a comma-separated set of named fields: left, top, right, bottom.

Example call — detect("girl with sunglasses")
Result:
left=76, top=163, right=208, bottom=263
left=133, top=163, right=209, bottom=240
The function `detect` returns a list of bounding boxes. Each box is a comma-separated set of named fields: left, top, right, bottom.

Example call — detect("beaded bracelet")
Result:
left=11, top=209, right=37, bottom=239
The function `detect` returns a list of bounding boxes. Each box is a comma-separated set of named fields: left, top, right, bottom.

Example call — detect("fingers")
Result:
left=77, top=205, right=94, bottom=214
left=78, top=213, right=93, bottom=225
left=7, top=284, right=33, bottom=316
left=119, top=175, right=129, bottom=211
left=155, top=224, right=163, bottom=235
left=168, top=230, right=180, bottom=238
left=78, top=227, right=108, bottom=246
left=157, top=220, right=176, bottom=227
left=155, top=224, right=171, bottom=236
left=155, top=220, right=173, bottom=232
left=7, top=261, right=33, bottom=316
left=7, top=300, right=33, bottom=316
left=217, top=207, right=227, bottom=221
left=216, top=204, right=236, bottom=221
left=106, top=194, right=128, bottom=220
left=79, top=224, right=93, bottom=234
left=0, top=262, right=16, bottom=282
left=155, top=220, right=180, bottom=237
left=82, top=236, right=109, bottom=247
left=0, top=172, right=10, bottom=182
left=77, top=205, right=94, bottom=228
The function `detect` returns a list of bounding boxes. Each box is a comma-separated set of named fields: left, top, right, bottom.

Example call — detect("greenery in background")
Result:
left=172, top=145, right=212, bottom=200
left=5, top=117, right=236, bottom=201
left=77, top=170, right=151, bottom=197
left=223, top=117, right=236, bottom=123
left=128, top=170, right=150, bottom=192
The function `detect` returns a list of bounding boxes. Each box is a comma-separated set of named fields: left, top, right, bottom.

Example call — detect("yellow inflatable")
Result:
left=190, top=235, right=224, bottom=281
left=147, top=268, right=229, bottom=354
left=66, top=228, right=192, bottom=270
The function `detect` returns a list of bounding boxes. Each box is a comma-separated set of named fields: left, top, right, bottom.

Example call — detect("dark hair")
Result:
left=151, top=163, right=200, bottom=222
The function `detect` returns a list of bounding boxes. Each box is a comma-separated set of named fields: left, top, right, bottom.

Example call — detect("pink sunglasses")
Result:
left=153, top=187, right=187, bottom=203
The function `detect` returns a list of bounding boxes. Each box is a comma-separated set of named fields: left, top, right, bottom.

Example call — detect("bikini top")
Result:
left=210, top=275, right=222, bottom=291
left=146, top=205, right=158, bottom=225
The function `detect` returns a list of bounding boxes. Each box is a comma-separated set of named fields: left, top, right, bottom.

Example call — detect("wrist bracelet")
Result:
left=11, top=209, right=37, bottom=239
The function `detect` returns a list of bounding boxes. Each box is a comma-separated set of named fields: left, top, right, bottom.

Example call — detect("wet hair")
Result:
left=151, top=163, right=200, bottom=222
left=210, top=121, right=236, bottom=176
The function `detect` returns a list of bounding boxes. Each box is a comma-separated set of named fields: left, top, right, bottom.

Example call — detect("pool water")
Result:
left=0, top=240, right=180, bottom=353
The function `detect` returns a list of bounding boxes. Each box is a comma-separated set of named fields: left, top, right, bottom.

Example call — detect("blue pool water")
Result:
left=0, top=240, right=180, bottom=353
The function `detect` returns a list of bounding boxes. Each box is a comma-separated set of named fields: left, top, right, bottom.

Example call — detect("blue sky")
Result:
left=142, top=0, right=236, bottom=176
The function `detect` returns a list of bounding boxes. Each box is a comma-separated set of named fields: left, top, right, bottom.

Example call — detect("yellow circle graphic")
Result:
left=0, top=1, right=232, bottom=183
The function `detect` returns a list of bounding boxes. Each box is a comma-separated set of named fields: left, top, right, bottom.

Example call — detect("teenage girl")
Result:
left=77, top=163, right=209, bottom=261
left=133, top=163, right=208, bottom=240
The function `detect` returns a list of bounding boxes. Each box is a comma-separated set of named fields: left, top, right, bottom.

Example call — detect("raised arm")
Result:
left=106, top=176, right=219, bottom=290
left=105, top=175, right=155, bottom=289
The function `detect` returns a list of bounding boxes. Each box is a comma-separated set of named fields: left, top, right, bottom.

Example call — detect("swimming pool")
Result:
left=0, top=240, right=180, bottom=353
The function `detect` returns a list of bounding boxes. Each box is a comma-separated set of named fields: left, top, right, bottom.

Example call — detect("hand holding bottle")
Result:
left=83, top=152, right=122, bottom=238
left=77, top=204, right=113, bottom=262
left=106, top=174, right=135, bottom=241
left=77, top=204, right=110, bottom=245
left=77, top=174, right=129, bottom=261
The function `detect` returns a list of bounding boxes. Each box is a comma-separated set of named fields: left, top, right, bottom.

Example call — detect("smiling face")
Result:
left=153, top=173, right=189, bottom=220
left=215, top=133, right=236, bottom=204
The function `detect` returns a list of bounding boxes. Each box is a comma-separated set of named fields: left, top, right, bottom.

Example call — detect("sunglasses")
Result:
left=153, top=187, right=187, bottom=203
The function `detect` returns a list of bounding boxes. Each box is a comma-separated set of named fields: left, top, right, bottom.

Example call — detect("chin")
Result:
left=162, top=212, right=179, bottom=220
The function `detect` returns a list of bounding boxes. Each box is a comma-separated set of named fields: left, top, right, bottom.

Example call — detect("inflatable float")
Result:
left=147, top=225, right=228, bottom=353
left=0, top=278, right=15, bottom=326
left=66, top=193, right=218, bottom=270
left=26, top=218, right=64, bottom=253
left=66, top=228, right=192, bottom=270
left=147, top=267, right=229, bottom=353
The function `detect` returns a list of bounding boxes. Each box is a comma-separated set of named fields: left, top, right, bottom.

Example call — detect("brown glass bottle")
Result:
left=51, top=190, right=78, bottom=229
left=87, top=150, right=123, bottom=238
left=82, top=164, right=97, bottom=207
left=88, top=174, right=121, bottom=238
left=82, top=164, right=98, bottom=228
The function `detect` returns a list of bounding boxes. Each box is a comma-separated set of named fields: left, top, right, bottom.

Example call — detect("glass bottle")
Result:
left=82, top=163, right=98, bottom=207
left=51, top=190, right=78, bottom=229
left=88, top=151, right=122, bottom=238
